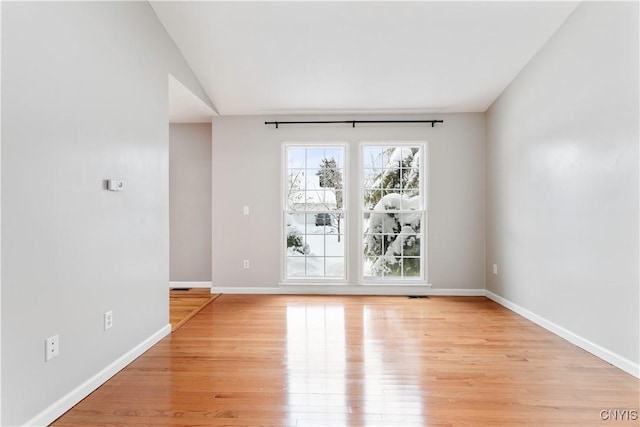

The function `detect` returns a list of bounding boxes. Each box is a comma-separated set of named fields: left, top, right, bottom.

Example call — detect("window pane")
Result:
left=402, top=258, right=421, bottom=277
left=363, top=190, right=382, bottom=209
left=363, top=146, right=383, bottom=168
left=306, top=213, right=324, bottom=234
left=317, top=190, right=336, bottom=209
left=326, top=234, right=344, bottom=256
left=380, top=168, right=401, bottom=190
left=287, top=258, right=306, bottom=277
left=325, top=257, right=344, bottom=277
left=286, top=232, right=307, bottom=257
left=305, top=257, right=325, bottom=277
left=382, top=263, right=402, bottom=278
left=379, top=192, right=402, bottom=210
left=363, top=257, right=378, bottom=277
left=287, top=148, right=306, bottom=169
left=287, top=168, right=305, bottom=207
left=284, top=145, right=346, bottom=281
left=288, top=191, right=305, bottom=210
left=399, top=214, right=422, bottom=234
left=306, top=148, right=325, bottom=167
left=363, top=233, right=383, bottom=257
left=381, top=147, right=394, bottom=167
left=305, top=169, right=320, bottom=189
left=305, top=234, right=325, bottom=256
left=399, top=232, right=421, bottom=257
left=362, top=144, right=425, bottom=281
left=287, top=213, right=306, bottom=231
left=323, top=148, right=344, bottom=168
left=334, top=189, right=344, bottom=211
left=363, top=168, right=382, bottom=190
left=400, top=190, right=420, bottom=210
left=364, top=213, right=384, bottom=234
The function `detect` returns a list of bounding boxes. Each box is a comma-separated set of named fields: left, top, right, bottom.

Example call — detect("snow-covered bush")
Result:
left=286, top=214, right=310, bottom=255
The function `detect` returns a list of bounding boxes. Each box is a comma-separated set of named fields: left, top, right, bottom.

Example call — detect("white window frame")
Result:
left=359, top=141, right=428, bottom=284
left=281, top=142, right=348, bottom=283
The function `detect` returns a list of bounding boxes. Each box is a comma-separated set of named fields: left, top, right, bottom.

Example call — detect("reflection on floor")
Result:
left=53, top=295, right=639, bottom=426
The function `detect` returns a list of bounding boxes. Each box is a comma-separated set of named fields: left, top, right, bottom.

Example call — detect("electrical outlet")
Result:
left=104, top=311, right=113, bottom=331
left=243, top=206, right=250, bottom=215
left=243, top=260, right=250, bottom=269
left=45, top=335, right=59, bottom=361
left=493, top=264, right=498, bottom=275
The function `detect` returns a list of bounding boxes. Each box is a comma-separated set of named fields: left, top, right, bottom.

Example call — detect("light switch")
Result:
left=243, top=206, right=249, bottom=215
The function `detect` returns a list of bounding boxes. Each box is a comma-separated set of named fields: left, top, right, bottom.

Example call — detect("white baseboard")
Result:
left=485, top=290, right=639, bottom=379
left=212, top=286, right=282, bottom=294
left=211, top=285, right=484, bottom=296
left=425, top=288, right=485, bottom=296
left=170, top=281, right=212, bottom=289
left=23, top=324, right=172, bottom=427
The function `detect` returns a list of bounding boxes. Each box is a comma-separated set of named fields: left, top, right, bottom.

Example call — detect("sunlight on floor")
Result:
left=286, top=303, right=425, bottom=426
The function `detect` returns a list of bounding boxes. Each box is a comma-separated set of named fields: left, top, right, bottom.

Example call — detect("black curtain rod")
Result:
left=264, top=119, right=443, bottom=129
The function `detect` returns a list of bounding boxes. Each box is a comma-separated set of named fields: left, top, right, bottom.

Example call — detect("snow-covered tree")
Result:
left=316, top=158, right=342, bottom=205
left=363, top=147, right=422, bottom=276
left=316, top=157, right=343, bottom=241
left=286, top=166, right=308, bottom=254
left=287, top=168, right=304, bottom=207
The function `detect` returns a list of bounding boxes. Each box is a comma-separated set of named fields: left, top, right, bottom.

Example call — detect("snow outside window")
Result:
left=284, top=145, right=346, bottom=280
left=362, top=143, right=426, bottom=280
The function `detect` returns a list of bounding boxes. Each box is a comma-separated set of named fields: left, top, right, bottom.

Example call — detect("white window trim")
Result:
left=358, top=141, right=429, bottom=284
left=280, top=142, right=349, bottom=283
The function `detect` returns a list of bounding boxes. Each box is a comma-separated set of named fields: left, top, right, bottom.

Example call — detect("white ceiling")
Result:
left=152, top=1, right=579, bottom=116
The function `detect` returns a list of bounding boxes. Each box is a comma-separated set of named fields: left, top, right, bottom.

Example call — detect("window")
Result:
left=362, top=143, right=427, bottom=280
left=282, top=142, right=427, bottom=284
left=283, top=145, right=346, bottom=280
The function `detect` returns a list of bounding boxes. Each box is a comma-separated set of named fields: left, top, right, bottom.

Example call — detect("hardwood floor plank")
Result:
left=52, top=295, right=639, bottom=426
left=169, top=288, right=219, bottom=331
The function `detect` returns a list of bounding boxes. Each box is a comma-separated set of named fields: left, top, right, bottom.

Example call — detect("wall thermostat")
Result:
left=106, top=180, right=124, bottom=191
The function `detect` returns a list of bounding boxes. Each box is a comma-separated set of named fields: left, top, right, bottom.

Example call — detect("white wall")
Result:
left=169, top=123, right=212, bottom=283
left=1, top=3, right=212, bottom=425
left=486, top=1, right=639, bottom=373
left=0, top=2, right=3, bottom=421
left=212, top=114, right=485, bottom=293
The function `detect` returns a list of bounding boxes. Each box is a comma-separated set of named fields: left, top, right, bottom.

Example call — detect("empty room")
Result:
left=1, top=1, right=638, bottom=426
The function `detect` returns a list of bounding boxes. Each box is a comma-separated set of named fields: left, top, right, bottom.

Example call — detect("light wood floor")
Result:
left=53, top=295, right=639, bottom=426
